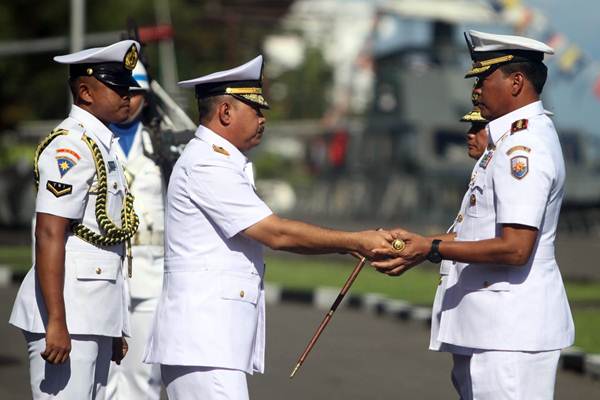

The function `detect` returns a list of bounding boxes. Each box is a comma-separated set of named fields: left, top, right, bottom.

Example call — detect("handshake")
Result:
left=353, top=227, right=433, bottom=276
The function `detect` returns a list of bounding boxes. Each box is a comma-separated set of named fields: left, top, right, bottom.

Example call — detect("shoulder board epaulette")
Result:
left=212, top=144, right=230, bottom=156
left=511, top=119, right=528, bottom=134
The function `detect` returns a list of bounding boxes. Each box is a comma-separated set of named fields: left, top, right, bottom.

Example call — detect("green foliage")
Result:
left=573, top=309, right=600, bottom=353
left=0, top=245, right=31, bottom=271
left=267, top=46, right=333, bottom=120
left=0, top=1, right=327, bottom=132
left=265, top=254, right=440, bottom=306
left=253, top=152, right=311, bottom=187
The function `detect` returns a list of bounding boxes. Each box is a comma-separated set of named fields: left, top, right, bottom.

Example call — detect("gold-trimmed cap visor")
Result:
left=464, top=30, right=552, bottom=78
left=179, top=55, right=269, bottom=109
left=461, top=108, right=487, bottom=123
left=194, top=82, right=269, bottom=109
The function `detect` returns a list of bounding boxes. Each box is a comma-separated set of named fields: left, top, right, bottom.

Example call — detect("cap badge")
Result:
left=510, top=155, right=529, bottom=179
left=86, top=68, right=93, bottom=75
left=124, top=44, right=138, bottom=71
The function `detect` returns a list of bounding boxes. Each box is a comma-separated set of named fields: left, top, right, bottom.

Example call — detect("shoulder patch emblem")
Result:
left=511, top=119, right=528, bottom=134
left=212, top=144, right=230, bottom=156
left=510, top=156, right=529, bottom=179
left=46, top=180, right=73, bottom=197
left=506, top=145, right=531, bottom=156
left=55, top=148, right=81, bottom=177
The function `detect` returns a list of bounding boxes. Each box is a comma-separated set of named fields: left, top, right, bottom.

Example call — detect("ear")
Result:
left=77, top=80, right=94, bottom=105
left=217, top=101, right=233, bottom=126
left=511, top=72, right=525, bottom=96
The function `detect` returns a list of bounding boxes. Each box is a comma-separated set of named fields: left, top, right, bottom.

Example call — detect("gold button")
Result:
left=113, top=182, right=118, bottom=190
left=96, top=267, right=102, bottom=275
left=483, top=280, right=490, bottom=288
left=470, top=194, right=476, bottom=206
left=240, top=290, right=245, bottom=298
left=457, top=214, right=463, bottom=222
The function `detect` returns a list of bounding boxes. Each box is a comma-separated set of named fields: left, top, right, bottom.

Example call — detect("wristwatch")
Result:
left=426, top=239, right=443, bottom=263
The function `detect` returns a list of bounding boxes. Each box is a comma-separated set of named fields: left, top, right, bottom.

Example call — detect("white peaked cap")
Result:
left=53, top=40, right=141, bottom=87
left=178, top=55, right=269, bottom=109
left=54, top=40, right=141, bottom=65
left=466, top=30, right=554, bottom=55
left=464, top=30, right=553, bottom=78
left=178, top=55, right=263, bottom=87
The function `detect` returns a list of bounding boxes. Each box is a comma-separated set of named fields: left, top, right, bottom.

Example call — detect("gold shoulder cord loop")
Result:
left=34, top=130, right=139, bottom=276
left=34, top=129, right=69, bottom=189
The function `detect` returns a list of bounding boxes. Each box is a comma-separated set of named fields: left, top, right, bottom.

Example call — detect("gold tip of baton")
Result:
left=289, top=363, right=301, bottom=379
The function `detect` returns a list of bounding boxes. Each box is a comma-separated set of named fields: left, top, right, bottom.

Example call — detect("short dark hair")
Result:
left=498, top=61, right=548, bottom=94
left=196, top=95, right=227, bottom=125
left=68, top=77, right=82, bottom=101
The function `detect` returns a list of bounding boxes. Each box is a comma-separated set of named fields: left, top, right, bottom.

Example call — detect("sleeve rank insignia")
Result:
left=46, top=180, right=73, bottom=197
left=212, top=144, right=230, bottom=156
left=511, top=119, right=528, bottom=134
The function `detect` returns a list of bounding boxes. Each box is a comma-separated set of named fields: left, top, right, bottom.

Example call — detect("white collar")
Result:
left=195, top=125, right=248, bottom=170
left=69, top=105, right=115, bottom=149
left=487, top=100, right=545, bottom=146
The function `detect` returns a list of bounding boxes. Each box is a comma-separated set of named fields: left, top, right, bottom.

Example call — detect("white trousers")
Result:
left=161, top=365, right=249, bottom=400
left=107, top=298, right=161, bottom=400
left=451, top=350, right=560, bottom=400
left=24, top=331, right=112, bottom=400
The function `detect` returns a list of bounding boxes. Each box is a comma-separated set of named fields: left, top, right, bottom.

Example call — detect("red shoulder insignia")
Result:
left=511, top=119, right=528, bottom=134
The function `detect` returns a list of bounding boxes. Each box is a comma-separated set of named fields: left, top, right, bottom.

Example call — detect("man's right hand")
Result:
left=354, top=229, right=394, bottom=260
left=41, top=319, right=71, bottom=364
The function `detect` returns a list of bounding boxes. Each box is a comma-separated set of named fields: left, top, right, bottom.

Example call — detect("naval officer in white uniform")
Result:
left=430, top=102, right=488, bottom=352
left=9, top=41, right=141, bottom=399
left=106, top=61, right=165, bottom=400
left=373, top=30, right=574, bottom=399
left=143, top=55, right=395, bottom=400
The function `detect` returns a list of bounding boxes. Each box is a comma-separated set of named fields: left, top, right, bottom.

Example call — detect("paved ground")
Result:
left=1, top=285, right=598, bottom=399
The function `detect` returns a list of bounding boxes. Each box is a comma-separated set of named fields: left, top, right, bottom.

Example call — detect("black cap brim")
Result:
left=96, top=73, right=140, bottom=88
left=69, top=62, right=139, bottom=88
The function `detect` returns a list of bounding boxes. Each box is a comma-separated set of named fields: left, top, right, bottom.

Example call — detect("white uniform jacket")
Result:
left=429, top=171, right=476, bottom=351
left=10, top=105, right=130, bottom=337
left=114, top=124, right=165, bottom=300
left=144, top=126, right=273, bottom=374
left=436, top=101, right=574, bottom=352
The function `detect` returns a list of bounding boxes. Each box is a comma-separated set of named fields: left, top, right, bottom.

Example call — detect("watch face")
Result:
left=429, top=253, right=443, bottom=263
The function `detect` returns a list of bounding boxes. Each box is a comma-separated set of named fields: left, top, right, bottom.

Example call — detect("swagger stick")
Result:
left=289, top=239, right=405, bottom=379
left=289, top=253, right=366, bottom=379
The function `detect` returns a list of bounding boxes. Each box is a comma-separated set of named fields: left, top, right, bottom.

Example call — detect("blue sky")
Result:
left=527, top=0, right=600, bottom=59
